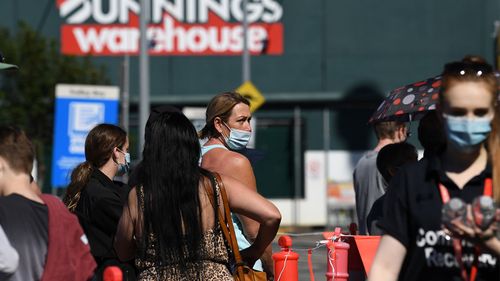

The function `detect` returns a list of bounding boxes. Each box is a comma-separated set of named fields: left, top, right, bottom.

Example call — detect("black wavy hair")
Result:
left=139, top=111, right=212, bottom=276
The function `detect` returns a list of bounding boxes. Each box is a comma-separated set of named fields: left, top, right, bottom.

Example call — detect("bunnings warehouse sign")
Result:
left=57, top=0, right=283, bottom=55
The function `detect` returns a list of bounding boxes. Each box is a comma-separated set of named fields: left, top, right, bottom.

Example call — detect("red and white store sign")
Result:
left=57, top=0, right=283, bottom=56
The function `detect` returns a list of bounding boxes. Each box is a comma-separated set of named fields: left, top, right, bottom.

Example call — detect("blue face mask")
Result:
left=223, top=122, right=251, bottom=151
left=117, top=149, right=130, bottom=175
left=443, top=114, right=492, bottom=151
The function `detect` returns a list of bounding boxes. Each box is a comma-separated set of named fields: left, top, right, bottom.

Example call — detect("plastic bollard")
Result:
left=272, top=235, right=300, bottom=281
left=103, top=266, right=123, bottom=281
left=325, top=228, right=350, bottom=281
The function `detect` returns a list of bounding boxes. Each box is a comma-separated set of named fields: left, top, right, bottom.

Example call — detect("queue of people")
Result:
left=0, top=74, right=280, bottom=280
left=1, top=52, right=500, bottom=281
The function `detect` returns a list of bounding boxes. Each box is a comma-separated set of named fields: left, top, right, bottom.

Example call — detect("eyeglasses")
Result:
left=443, top=61, right=494, bottom=78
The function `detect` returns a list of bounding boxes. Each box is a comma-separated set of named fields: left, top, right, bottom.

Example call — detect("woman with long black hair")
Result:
left=114, top=111, right=281, bottom=280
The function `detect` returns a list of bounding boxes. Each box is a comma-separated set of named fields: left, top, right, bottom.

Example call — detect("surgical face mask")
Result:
left=442, top=114, right=492, bottom=151
left=222, top=122, right=251, bottom=150
left=117, top=149, right=130, bottom=175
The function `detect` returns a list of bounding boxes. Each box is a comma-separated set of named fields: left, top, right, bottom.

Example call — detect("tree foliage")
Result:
left=0, top=22, right=109, bottom=189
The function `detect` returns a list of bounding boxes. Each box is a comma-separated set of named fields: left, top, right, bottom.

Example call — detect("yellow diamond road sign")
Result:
left=236, top=81, right=265, bottom=112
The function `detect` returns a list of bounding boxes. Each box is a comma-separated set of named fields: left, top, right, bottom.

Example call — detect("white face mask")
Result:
left=442, top=114, right=492, bottom=151
left=116, top=149, right=130, bottom=175
left=222, top=122, right=251, bottom=150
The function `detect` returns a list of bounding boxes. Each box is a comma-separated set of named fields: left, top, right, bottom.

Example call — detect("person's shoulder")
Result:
left=354, top=151, right=378, bottom=176
left=0, top=193, right=40, bottom=205
left=217, top=149, right=251, bottom=168
left=355, top=150, right=377, bottom=167
left=226, top=151, right=252, bottom=169
left=40, top=194, right=76, bottom=218
left=400, top=156, right=428, bottom=176
left=388, top=158, right=431, bottom=196
left=83, top=179, right=120, bottom=206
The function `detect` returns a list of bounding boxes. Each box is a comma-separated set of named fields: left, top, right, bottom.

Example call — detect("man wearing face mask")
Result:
left=199, top=92, right=275, bottom=280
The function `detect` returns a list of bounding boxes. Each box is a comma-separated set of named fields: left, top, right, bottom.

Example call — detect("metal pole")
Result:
left=293, top=106, right=302, bottom=227
left=323, top=107, right=331, bottom=226
left=139, top=0, right=150, bottom=159
left=121, top=55, right=130, bottom=132
left=242, top=0, right=250, bottom=82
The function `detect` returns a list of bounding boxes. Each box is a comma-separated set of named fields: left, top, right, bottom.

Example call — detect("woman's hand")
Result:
left=444, top=206, right=500, bottom=244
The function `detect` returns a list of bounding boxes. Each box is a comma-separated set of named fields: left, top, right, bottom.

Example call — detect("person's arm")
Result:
left=226, top=155, right=274, bottom=277
left=225, top=155, right=260, bottom=236
left=0, top=226, right=19, bottom=274
left=370, top=166, right=412, bottom=280
left=114, top=187, right=138, bottom=261
left=368, top=235, right=407, bottom=281
left=220, top=174, right=281, bottom=267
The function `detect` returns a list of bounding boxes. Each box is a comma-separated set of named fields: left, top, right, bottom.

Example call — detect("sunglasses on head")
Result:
left=443, top=61, right=494, bottom=78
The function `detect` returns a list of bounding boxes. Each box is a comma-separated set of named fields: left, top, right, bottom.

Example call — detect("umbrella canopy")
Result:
left=369, top=76, right=442, bottom=123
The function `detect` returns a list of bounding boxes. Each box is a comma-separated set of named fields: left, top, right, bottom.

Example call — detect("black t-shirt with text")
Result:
left=378, top=156, right=499, bottom=281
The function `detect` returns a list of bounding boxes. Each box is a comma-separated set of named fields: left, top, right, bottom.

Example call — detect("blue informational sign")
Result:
left=51, top=84, right=119, bottom=188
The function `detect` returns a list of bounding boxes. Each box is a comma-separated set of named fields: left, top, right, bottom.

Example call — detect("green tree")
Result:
left=0, top=22, right=110, bottom=192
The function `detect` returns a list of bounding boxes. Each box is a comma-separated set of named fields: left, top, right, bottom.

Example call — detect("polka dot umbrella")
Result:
left=369, top=76, right=442, bottom=123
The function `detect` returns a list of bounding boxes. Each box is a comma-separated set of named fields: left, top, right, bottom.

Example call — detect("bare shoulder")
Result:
left=202, top=148, right=256, bottom=190
left=204, top=148, right=251, bottom=170
left=223, top=150, right=251, bottom=168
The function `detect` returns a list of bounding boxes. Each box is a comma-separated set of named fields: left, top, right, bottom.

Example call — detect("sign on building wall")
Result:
left=57, top=0, right=284, bottom=56
left=51, top=84, right=119, bottom=188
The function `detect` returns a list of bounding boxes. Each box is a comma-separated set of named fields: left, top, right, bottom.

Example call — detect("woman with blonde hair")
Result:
left=199, top=92, right=274, bottom=278
left=369, top=56, right=500, bottom=281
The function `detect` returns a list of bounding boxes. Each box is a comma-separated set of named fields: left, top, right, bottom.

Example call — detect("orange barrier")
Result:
left=103, top=266, right=123, bottom=281
left=323, top=230, right=381, bottom=280
left=325, top=228, right=350, bottom=281
left=273, top=235, right=300, bottom=281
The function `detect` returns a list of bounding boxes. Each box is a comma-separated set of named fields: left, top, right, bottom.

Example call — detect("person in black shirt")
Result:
left=367, top=142, right=418, bottom=235
left=63, top=124, right=135, bottom=280
left=369, top=56, right=500, bottom=281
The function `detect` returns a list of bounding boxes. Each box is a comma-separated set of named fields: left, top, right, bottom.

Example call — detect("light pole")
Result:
left=139, top=0, right=150, bottom=159
left=242, top=0, right=250, bottom=82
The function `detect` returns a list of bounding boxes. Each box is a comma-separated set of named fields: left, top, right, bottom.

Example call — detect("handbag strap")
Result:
left=204, top=172, right=246, bottom=279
